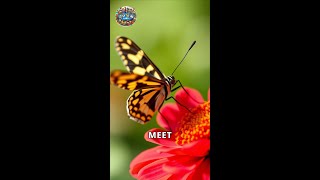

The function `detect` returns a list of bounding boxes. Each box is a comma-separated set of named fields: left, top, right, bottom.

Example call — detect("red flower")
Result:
left=130, top=87, right=210, bottom=180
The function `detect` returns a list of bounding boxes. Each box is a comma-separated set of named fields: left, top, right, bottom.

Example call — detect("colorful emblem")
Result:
left=115, top=6, right=137, bottom=27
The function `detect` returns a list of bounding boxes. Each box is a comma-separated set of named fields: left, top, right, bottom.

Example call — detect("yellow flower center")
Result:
left=174, top=101, right=210, bottom=145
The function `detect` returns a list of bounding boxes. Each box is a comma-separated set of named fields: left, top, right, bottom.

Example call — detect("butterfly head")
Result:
left=166, top=75, right=176, bottom=88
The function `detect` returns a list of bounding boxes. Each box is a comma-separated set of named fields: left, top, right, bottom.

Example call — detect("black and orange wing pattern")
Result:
left=110, top=36, right=171, bottom=124
left=110, top=70, right=163, bottom=90
left=114, top=36, right=166, bottom=80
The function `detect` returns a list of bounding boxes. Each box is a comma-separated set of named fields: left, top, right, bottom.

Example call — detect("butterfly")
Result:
left=110, top=36, right=184, bottom=124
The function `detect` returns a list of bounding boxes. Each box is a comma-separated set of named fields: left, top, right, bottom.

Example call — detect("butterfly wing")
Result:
left=115, top=36, right=166, bottom=80
left=110, top=70, right=164, bottom=90
left=112, top=36, right=172, bottom=123
left=127, top=87, right=167, bottom=124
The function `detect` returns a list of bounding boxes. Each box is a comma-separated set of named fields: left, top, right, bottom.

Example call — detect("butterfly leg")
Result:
left=174, top=80, right=204, bottom=104
left=171, top=85, right=181, bottom=92
left=165, top=96, right=191, bottom=113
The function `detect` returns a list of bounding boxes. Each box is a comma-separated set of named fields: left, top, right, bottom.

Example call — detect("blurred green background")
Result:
left=110, top=0, right=210, bottom=179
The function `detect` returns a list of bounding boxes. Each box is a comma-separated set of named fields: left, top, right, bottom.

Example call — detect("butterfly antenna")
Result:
left=171, top=41, right=196, bottom=75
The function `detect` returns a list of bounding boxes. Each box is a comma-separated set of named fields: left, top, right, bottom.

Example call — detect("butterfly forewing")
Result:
left=115, top=36, right=165, bottom=80
left=110, top=70, right=164, bottom=90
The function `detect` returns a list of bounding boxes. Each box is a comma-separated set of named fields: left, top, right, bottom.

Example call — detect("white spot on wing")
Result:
left=154, top=72, right=161, bottom=79
left=132, top=67, right=146, bottom=75
left=146, top=65, right=154, bottom=72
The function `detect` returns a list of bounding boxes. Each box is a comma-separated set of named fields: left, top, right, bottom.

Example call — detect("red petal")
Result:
left=175, top=87, right=204, bottom=114
left=144, top=128, right=178, bottom=147
left=162, top=139, right=210, bottom=157
left=168, top=171, right=194, bottom=180
left=189, top=158, right=210, bottom=180
left=130, top=159, right=156, bottom=179
left=180, top=139, right=210, bottom=156
left=157, top=103, right=184, bottom=133
left=138, top=158, right=171, bottom=180
left=130, top=146, right=175, bottom=177
left=207, top=88, right=210, bottom=101
left=163, top=155, right=204, bottom=174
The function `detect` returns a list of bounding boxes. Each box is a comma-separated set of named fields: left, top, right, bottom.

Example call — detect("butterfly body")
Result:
left=111, top=36, right=176, bottom=124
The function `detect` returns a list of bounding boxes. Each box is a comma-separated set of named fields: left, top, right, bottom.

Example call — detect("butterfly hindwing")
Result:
left=110, top=70, right=164, bottom=90
left=127, top=88, right=166, bottom=124
left=115, top=36, right=165, bottom=80
left=111, top=36, right=176, bottom=124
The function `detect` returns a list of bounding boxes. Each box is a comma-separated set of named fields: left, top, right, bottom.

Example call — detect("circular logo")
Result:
left=115, top=6, right=137, bottom=27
